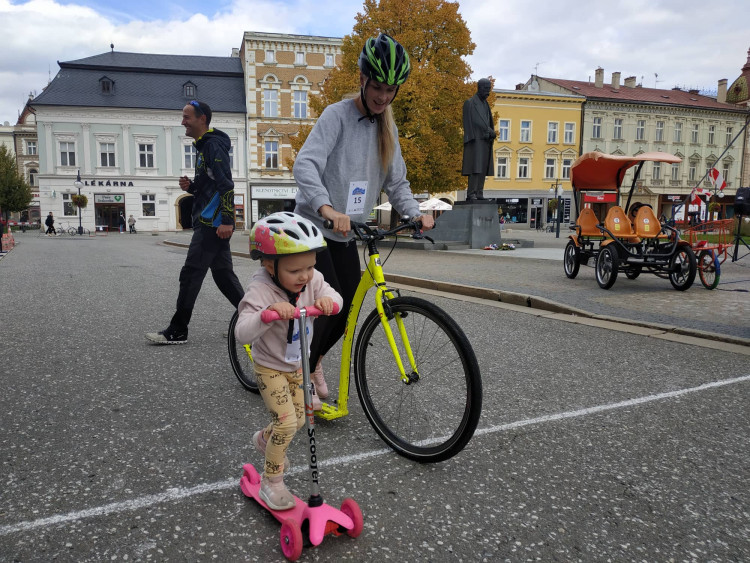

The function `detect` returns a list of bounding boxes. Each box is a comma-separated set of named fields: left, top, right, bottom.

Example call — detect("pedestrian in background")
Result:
left=128, top=214, right=136, bottom=234
left=45, top=212, right=56, bottom=236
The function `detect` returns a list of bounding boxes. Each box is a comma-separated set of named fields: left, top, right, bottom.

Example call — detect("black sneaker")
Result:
left=145, top=327, right=188, bottom=345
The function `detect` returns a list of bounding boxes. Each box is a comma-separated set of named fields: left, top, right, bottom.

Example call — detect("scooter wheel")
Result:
left=280, top=519, right=303, bottom=561
left=339, top=498, right=364, bottom=538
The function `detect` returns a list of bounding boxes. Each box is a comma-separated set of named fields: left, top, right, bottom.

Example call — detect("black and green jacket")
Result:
left=187, top=129, right=235, bottom=228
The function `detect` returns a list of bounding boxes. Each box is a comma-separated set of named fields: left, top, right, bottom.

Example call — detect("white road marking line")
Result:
left=2, top=374, right=748, bottom=537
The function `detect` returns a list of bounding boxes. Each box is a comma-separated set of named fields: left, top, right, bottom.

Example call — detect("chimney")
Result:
left=624, top=76, right=637, bottom=88
left=611, top=72, right=621, bottom=89
left=717, top=78, right=727, bottom=103
left=516, top=83, right=525, bottom=90
left=595, top=67, right=604, bottom=88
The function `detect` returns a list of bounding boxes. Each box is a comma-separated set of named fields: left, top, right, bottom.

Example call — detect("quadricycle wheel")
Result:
left=563, top=240, right=580, bottom=279
left=595, top=245, right=619, bottom=289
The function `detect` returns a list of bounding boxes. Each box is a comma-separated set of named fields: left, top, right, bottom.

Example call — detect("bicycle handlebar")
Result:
left=260, top=303, right=340, bottom=324
left=322, top=218, right=432, bottom=242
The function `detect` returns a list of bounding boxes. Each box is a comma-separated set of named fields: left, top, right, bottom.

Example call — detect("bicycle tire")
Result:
left=228, top=310, right=259, bottom=393
left=698, top=249, right=720, bottom=290
left=354, top=296, right=482, bottom=463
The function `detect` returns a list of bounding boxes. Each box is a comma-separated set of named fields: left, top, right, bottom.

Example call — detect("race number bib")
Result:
left=284, top=319, right=313, bottom=364
left=346, top=181, right=368, bottom=215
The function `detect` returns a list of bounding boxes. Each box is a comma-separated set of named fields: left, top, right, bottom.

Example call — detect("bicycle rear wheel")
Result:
left=354, top=296, right=482, bottom=463
left=228, top=311, right=258, bottom=393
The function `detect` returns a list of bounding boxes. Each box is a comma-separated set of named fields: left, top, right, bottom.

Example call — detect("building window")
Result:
left=652, top=161, right=661, bottom=180
left=293, top=90, right=307, bottom=119
left=636, top=120, right=646, bottom=141
left=545, top=158, right=556, bottom=179
left=691, top=123, right=699, bottom=144
left=100, top=78, right=114, bottom=95
left=141, top=194, right=155, bottom=216
left=295, top=51, right=305, bottom=65
left=325, top=53, right=334, bottom=67
left=613, top=118, right=623, bottom=140
left=563, top=123, right=575, bottom=144
left=99, top=143, right=116, bottom=167
left=592, top=117, right=602, bottom=139
left=562, top=158, right=572, bottom=180
left=689, top=162, right=697, bottom=182
left=184, top=84, right=195, bottom=98
left=723, top=163, right=730, bottom=182
left=655, top=121, right=664, bottom=142
left=708, top=125, right=715, bottom=145
left=28, top=168, right=37, bottom=186
left=184, top=145, right=197, bottom=169
left=726, top=126, right=733, bottom=146
left=60, top=141, right=76, bottom=166
left=62, top=193, right=77, bottom=216
left=138, top=143, right=154, bottom=168
left=263, top=89, right=278, bottom=117
left=498, top=120, right=510, bottom=142
left=520, top=121, right=531, bottom=143
left=671, top=163, right=680, bottom=181
left=517, top=157, right=529, bottom=178
left=547, top=122, right=558, bottom=143
left=229, top=146, right=234, bottom=170
left=496, top=156, right=508, bottom=178
left=674, top=122, right=683, bottom=143
left=26, top=140, right=37, bottom=155
left=265, top=49, right=275, bottom=63
left=265, top=141, right=278, bottom=169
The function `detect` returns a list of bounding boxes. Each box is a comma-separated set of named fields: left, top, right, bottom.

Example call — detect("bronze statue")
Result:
left=461, top=78, right=495, bottom=201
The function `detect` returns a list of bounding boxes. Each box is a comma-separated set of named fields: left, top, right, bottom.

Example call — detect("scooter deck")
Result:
left=240, top=463, right=354, bottom=546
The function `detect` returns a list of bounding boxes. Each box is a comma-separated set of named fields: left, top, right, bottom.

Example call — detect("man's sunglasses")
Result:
left=189, top=100, right=204, bottom=116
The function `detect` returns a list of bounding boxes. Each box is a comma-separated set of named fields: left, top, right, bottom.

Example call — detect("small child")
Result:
left=234, top=212, right=343, bottom=511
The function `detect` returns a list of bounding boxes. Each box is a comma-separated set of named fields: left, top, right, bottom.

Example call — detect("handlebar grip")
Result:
left=261, top=303, right=340, bottom=323
left=322, top=219, right=334, bottom=230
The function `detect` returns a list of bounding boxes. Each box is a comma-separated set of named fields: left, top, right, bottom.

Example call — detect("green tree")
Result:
left=288, top=0, right=477, bottom=195
left=0, top=145, right=32, bottom=233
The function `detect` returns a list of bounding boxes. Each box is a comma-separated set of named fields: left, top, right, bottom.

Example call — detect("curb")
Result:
left=162, top=239, right=750, bottom=350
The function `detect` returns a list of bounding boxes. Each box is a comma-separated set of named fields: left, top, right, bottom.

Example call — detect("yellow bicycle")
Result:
left=229, top=220, right=482, bottom=462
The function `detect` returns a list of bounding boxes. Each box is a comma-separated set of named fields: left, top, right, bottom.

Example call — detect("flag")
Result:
left=708, top=167, right=726, bottom=192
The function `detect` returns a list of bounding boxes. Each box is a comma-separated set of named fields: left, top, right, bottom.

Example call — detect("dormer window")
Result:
left=183, top=82, right=196, bottom=98
left=100, top=76, right=114, bottom=95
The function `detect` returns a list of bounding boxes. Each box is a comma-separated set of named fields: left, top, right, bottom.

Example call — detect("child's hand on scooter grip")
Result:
left=314, top=296, right=335, bottom=315
left=267, top=302, right=296, bottom=320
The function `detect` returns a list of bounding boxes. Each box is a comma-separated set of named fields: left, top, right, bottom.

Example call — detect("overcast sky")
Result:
left=1, top=0, right=749, bottom=126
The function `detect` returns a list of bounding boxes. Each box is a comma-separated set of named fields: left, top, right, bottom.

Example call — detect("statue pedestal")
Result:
left=429, top=201, right=501, bottom=249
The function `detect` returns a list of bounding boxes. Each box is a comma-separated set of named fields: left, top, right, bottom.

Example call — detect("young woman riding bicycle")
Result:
left=292, top=33, right=435, bottom=397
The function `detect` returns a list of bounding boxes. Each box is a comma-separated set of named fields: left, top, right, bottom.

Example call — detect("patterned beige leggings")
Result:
left=255, top=364, right=305, bottom=477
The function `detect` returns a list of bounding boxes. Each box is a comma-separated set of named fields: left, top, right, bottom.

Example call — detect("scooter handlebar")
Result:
left=260, top=303, right=340, bottom=324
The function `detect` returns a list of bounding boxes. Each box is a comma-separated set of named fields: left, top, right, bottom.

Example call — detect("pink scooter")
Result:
left=239, top=305, right=362, bottom=561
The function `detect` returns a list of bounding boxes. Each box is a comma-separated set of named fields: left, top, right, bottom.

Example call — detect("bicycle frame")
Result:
left=317, top=240, right=419, bottom=421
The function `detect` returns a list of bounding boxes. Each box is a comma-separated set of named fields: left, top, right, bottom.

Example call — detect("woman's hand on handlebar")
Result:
left=416, top=214, right=435, bottom=231
left=318, top=205, right=350, bottom=237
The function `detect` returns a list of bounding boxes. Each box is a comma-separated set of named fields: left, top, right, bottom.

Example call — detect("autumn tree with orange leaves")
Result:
left=288, top=0, right=479, bottom=195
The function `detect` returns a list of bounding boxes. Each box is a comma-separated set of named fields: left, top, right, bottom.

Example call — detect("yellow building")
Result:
left=486, top=89, right=584, bottom=229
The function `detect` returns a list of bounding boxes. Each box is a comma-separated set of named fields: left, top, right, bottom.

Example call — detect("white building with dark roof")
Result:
left=32, top=50, right=247, bottom=233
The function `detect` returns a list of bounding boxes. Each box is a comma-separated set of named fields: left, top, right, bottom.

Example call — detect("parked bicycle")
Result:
left=229, top=219, right=483, bottom=463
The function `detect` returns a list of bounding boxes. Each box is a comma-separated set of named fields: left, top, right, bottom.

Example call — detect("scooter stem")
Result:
left=298, top=308, right=324, bottom=507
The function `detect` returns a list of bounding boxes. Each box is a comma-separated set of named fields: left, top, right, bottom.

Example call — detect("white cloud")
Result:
left=1, top=0, right=749, bottom=125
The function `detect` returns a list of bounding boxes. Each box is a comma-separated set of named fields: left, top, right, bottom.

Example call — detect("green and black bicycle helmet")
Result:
left=358, top=33, right=411, bottom=86
left=357, top=33, right=410, bottom=122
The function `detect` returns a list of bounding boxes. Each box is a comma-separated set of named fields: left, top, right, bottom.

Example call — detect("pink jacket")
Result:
left=234, top=267, right=343, bottom=372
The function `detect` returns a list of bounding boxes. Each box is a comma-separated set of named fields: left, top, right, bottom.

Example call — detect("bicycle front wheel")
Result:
left=354, top=296, right=482, bottom=463
left=228, top=311, right=258, bottom=393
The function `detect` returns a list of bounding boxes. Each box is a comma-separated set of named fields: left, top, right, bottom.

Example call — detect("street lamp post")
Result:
left=75, top=169, right=84, bottom=235
left=549, top=181, right=564, bottom=239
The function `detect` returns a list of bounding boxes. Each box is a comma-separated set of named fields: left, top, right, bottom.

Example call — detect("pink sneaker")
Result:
left=311, top=357, right=328, bottom=399
left=259, top=474, right=295, bottom=511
